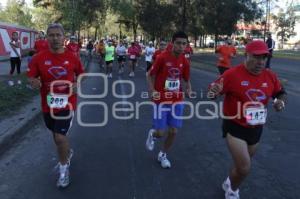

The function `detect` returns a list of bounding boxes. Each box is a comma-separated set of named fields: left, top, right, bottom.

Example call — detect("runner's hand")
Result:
left=273, top=98, right=285, bottom=112
left=186, top=88, right=193, bottom=98
left=29, top=78, right=41, bottom=89
left=150, top=89, right=160, bottom=100
left=207, top=78, right=223, bottom=99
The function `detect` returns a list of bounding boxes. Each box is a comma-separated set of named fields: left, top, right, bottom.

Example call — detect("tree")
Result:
left=109, top=0, right=140, bottom=41
left=200, top=0, right=262, bottom=47
left=33, top=0, right=108, bottom=38
left=273, top=4, right=296, bottom=48
left=135, top=0, right=176, bottom=41
left=0, top=0, right=34, bottom=27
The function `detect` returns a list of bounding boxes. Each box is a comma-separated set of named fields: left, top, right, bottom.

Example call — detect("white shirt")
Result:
left=10, top=40, right=21, bottom=58
left=116, top=45, right=127, bottom=56
left=145, top=46, right=155, bottom=62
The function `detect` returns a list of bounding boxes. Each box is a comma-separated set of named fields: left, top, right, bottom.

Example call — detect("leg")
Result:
left=16, top=57, right=21, bottom=74
left=146, top=61, right=152, bottom=72
left=226, top=133, right=258, bottom=191
left=109, top=62, right=113, bottom=74
left=105, top=62, right=109, bottom=74
left=162, top=127, right=177, bottom=153
left=53, top=133, right=70, bottom=165
left=265, top=55, right=271, bottom=69
left=10, top=58, right=16, bottom=75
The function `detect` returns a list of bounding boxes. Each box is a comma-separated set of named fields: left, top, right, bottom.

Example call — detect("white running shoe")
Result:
left=56, top=163, right=70, bottom=188
left=223, top=177, right=240, bottom=199
left=109, top=73, right=113, bottom=78
left=157, top=151, right=171, bottom=169
left=17, top=80, right=22, bottom=85
left=8, top=80, right=14, bottom=86
left=129, top=72, right=135, bottom=77
left=145, top=129, right=155, bottom=151
left=222, top=177, right=231, bottom=192
left=225, top=189, right=240, bottom=199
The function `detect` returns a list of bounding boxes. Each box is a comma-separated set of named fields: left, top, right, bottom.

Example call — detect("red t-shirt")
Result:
left=166, top=43, right=173, bottom=52
left=211, top=64, right=282, bottom=128
left=152, top=49, right=163, bottom=62
left=184, top=45, right=193, bottom=59
left=149, top=51, right=190, bottom=104
left=66, top=42, right=80, bottom=57
left=216, top=45, right=236, bottom=68
left=27, top=49, right=84, bottom=113
left=127, top=46, right=140, bottom=59
left=34, top=39, right=49, bottom=53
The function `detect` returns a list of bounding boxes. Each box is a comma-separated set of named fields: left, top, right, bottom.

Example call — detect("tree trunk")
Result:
left=94, top=27, right=98, bottom=41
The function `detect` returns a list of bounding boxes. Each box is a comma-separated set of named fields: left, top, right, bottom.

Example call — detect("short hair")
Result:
left=46, top=23, right=65, bottom=35
left=172, top=31, right=188, bottom=42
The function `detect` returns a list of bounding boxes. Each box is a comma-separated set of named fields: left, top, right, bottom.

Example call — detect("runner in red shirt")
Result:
left=146, top=31, right=192, bottom=169
left=66, top=35, right=80, bottom=58
left=34, top=31, right=49, bottom=54
left=127, top=42, right=140, bottom=77
left=215, top=39, right=236, bottom=75
left=183, top=42, right=193, bottom=61
left=27, top=23, right=84, bottom=189
left=208, top=40, right=286, bottom=199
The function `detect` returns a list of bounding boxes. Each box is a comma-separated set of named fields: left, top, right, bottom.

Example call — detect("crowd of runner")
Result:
left=21, top=22, right=288, bottom=199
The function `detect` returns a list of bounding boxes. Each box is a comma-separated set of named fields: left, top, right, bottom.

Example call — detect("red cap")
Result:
left=245, top=40, right=269, bottom=55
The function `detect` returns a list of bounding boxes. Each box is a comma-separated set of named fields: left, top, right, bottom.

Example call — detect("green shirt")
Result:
left=105, top=46, right=115, bottom=61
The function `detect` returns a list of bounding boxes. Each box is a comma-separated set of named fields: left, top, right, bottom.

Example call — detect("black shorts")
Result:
left=106, top=60, right=113, bottom=65
left=43, top=110, right=74, bottom=135
left=222, top=119, right=263, bottom=145
left=117, top=56, right=126, bottom=62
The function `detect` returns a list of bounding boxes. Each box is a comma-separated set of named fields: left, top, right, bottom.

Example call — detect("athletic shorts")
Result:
left=117, top=56, right=126, bottom=62
left=106, top=60, right=113, bottom=65
left=222, top=119, right=263, bottom=145
left=152, top=103, right=185, bottom=130
left=43, top=110, right=74, bottom=135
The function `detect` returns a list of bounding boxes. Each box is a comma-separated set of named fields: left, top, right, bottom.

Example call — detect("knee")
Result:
left=54, top=134, right=67, bottom=146
left=168, top=127, right=177, bottom=136
left=154, top=130, right=164, bottom=138
left=236, top=162, right=251, bottom=176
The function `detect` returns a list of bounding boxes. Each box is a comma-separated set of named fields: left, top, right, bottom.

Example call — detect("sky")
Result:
left=1, top=0, right=33, bottom=8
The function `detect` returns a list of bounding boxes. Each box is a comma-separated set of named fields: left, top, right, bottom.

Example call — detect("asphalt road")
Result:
left=0, top=54, right=299, bottom=199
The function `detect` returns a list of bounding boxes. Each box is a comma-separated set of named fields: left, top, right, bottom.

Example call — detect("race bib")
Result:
left=130, top=55, right=136, bottom=59
left=245, top=107, right=267, bottom=125
left=165, top=79, right=180, bottom=91
left=185, top=54, right=190, bottom=58
left=47, top=94, right=68, bottom=109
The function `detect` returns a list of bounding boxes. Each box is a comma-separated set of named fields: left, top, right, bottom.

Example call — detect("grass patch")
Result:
left=0, top=73, right=39, bottom=119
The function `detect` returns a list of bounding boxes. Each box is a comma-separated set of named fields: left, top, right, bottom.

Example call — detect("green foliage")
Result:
left=274, top=4, right=296, bottom=45
left=0, top=0, right=34, bottom=27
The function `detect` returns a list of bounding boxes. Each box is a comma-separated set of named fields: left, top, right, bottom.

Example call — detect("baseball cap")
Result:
left=70, top=35, right=76, bottom=39
left=245, top=40, right=269, bottom=55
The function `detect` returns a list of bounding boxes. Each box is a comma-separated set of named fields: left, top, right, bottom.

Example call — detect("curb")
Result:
left=0, top=96, right=41, bottom=155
